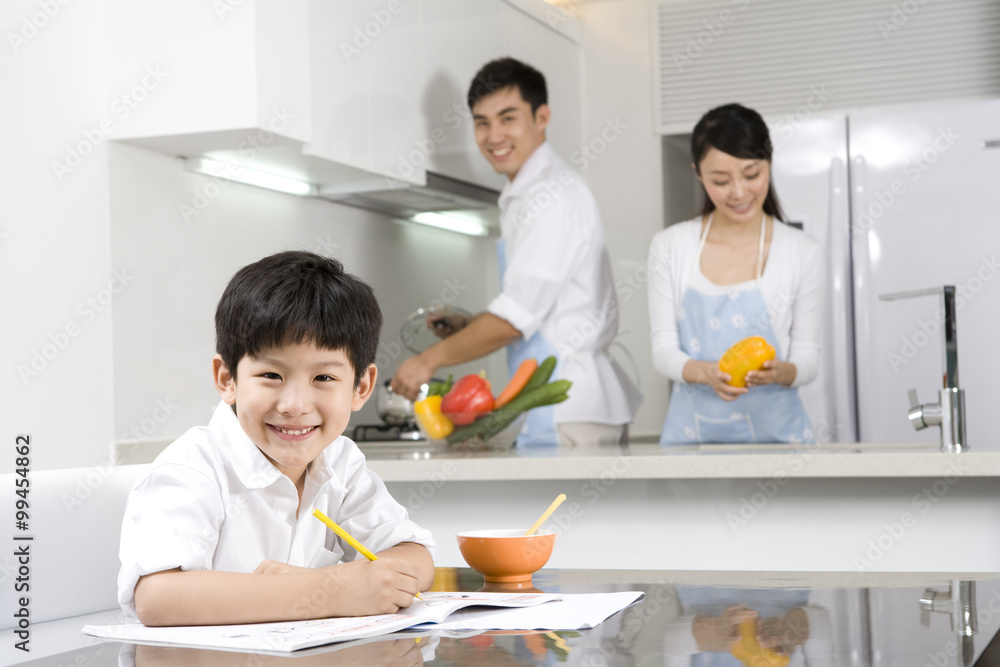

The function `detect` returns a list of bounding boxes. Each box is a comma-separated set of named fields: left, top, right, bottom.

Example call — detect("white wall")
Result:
left=1, top=1, right=116, bottom=472
left=578, top=0, right=668, bottom=438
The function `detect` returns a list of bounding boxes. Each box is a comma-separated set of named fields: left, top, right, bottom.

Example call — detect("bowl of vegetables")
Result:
left=413, top=356, right=570, bottom=450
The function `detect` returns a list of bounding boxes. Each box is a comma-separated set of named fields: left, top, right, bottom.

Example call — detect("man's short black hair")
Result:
left=215, top=251, right=382, bottom=387
left=467, top=57, right=548, bottom=113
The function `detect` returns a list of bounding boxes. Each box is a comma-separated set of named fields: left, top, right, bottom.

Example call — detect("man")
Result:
left=391, top=57, right=640, bottom=446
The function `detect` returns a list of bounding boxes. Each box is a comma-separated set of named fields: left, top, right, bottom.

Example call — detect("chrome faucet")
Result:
left=879, top=286, right=967, bottom=452
left=919, top=580, right=977, bottom=665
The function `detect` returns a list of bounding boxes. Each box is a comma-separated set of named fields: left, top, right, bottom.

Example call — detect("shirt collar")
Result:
left=208, top=401, right=283, bottom=490
left=498, top=141, right=554, bottom=209
left=208, top=401, right=343, bottom=491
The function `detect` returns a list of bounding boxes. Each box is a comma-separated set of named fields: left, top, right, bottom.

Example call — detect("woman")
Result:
left=649, top=103, right=823, bottom=445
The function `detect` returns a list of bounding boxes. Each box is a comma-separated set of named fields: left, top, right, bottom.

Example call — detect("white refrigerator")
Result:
left=769, top=97, right=1000, bottom=445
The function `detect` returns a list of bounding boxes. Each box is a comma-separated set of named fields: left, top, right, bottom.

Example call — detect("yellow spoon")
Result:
left=524, top=494, right=566, bottom=536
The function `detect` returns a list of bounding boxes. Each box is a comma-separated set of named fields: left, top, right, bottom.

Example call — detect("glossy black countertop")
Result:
left=16, top=568, right=1000, bottom=666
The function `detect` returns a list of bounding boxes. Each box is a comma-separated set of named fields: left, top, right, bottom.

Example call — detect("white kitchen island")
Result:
left=361, top=440, right=1000, bottom=573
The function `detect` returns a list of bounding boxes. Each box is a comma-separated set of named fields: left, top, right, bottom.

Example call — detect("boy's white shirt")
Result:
left=117, top=401, right=436, bottom=621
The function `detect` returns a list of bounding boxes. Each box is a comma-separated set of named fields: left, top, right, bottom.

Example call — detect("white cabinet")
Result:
left=420, top=0, right=507, bottom=190
left=106, top=0, right=582, bottom=193
left=106, top=0, right=312, bottom=152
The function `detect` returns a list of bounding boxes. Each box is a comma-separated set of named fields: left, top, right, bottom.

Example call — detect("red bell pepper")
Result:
left=440, top=373, right=495, bottom=425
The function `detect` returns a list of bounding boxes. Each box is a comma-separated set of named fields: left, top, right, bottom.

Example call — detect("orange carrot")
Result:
left=494, top=358, right=539, bottom=408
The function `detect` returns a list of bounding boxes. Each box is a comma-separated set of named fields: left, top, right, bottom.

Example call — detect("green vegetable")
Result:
left=446, top=379, right=571, bottom=445
left=426, top=374, right=453, bottom=397
left=519, top=356, right=556, bottom=395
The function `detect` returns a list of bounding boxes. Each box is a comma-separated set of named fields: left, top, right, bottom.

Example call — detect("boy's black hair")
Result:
left=467, top=57, right=548, bottom=113
left=691, top=103, right=787, bottom=221
left=215, top=251, right=382, bottom=387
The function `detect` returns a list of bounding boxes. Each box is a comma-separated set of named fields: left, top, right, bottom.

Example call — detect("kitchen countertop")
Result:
left=358, top=439, right=1000, bottom=481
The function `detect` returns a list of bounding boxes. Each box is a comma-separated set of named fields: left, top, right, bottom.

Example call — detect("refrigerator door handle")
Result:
left=847, top=154, right=870, bottom=441
left=828, top=156, right=858, bottom=442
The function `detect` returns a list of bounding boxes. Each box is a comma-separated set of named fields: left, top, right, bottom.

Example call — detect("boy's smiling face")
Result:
left=213, top=340, right=375, bottom=484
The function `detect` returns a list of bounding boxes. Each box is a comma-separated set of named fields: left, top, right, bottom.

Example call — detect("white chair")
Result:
left=1, top=464, right=150, bottom=629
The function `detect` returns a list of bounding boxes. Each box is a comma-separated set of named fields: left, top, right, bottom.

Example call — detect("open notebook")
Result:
left=83, top=591, right=643, bottom=653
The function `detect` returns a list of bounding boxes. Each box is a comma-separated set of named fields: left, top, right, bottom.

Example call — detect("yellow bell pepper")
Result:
left=413, top=395, right=454, bottom=440
left=719, top=336, right=776, bottom=388
left=730, top=619, right=790, bottom=667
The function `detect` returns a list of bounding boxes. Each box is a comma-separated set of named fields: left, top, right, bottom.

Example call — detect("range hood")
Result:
left=317, top=171, right=501, bottom=233
left=184, top=143, right=503, bottom=236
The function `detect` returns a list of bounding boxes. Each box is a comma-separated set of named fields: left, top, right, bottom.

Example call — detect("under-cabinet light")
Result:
left=184, top=157, right=316, bottom=196
left=410, top=212, right=489, bottom=237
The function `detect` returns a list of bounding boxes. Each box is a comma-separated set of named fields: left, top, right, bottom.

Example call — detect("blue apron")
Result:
left=498, top=239, right=560, bottom=447
left=675, top=584, right=811, bottom=666
left=660, top=215, right=813, bottom=445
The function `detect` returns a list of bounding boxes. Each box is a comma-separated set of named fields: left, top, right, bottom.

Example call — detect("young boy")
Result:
left=117, top=251, right=435, bottom=627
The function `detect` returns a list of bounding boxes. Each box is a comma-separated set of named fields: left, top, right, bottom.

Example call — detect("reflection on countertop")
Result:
left=20, top=568, right=1000, bottom=667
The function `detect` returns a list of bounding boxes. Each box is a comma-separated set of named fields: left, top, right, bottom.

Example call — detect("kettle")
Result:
left=376, top=380, right=417, bottom=427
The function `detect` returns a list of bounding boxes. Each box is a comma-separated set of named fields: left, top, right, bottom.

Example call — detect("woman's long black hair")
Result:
left=691, top=103, right=786, bottom=221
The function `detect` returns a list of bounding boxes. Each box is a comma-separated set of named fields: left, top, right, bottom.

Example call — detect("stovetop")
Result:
left=351, top=422, right=425, bottom=443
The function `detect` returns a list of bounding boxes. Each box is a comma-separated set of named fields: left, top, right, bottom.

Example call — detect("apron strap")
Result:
left=691, top=213, right=714, bottom=281
left=693, top=213, right=768, bottom=284
left=756, top=213, right=767, bottom=284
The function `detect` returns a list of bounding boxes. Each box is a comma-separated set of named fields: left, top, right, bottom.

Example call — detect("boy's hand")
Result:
left=321, top=557, right=422, bottom=616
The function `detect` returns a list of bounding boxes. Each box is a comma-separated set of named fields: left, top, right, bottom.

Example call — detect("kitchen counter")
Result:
left=359, top=440, right=1000, bottom=574
left=359, top=440, right=1000, bottom=481
left=11, top=567, right=1000, bottom=666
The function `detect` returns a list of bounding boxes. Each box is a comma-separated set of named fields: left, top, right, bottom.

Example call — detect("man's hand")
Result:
left=427, top=311, right=470, bottom=339
left=391, top=354, right=437, bottom=402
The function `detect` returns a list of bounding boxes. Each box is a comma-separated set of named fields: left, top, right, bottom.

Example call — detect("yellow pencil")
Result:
left=312, top=508, right=423, bottom=599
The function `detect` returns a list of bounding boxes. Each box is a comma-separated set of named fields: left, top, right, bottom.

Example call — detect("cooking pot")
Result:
left=399, top=306, right=473, bottom=355
left=376, top=380, right=416, bottom=426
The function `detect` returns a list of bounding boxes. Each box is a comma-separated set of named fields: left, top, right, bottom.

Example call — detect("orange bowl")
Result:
left=457, top=529, right=556, bottom=583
